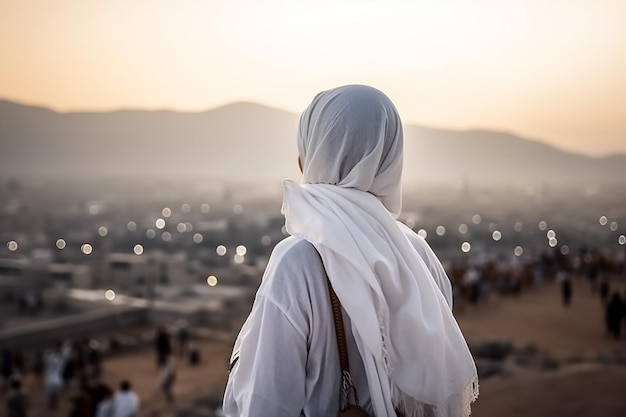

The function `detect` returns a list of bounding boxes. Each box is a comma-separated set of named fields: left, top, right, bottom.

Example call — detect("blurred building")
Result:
left=104, top=251, right=196, bottom=291
left=0, top=257, right=32, bottom=299
left=48, top=263, right=93, bottom=289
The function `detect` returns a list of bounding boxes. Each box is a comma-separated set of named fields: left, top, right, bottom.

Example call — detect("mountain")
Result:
left=1, top=99, right=624, bottom=185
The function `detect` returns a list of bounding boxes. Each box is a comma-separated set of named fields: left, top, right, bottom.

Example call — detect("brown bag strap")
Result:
left=326, top=275, right=360, bottom=410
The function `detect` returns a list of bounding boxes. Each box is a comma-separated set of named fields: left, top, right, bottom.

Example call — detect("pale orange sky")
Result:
left=1, top=0, right=625, bottom=156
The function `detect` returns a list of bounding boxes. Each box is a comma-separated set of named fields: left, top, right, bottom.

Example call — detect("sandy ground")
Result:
left=457, top=276, right=626, bottom=417
left=7, top=275, right=626, bottom=417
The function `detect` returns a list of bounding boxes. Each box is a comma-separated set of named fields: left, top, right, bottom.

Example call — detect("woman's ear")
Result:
left=298, top=156, right=303, bottom=174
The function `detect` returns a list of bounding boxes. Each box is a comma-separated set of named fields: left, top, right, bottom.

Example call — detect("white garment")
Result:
left=112, top=391, right=139, bottom=417
left=223, top=234, right=452, bottom=417
left=225, top=84, right=477, bottom=417
left=158, top=357, right=176, bottom=389
left=95, top=399, right=114, bottom=417
left=44, top=352, right=63, bottom=390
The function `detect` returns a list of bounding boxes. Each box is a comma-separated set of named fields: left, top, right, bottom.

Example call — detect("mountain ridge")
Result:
left=1, top=99, right=624, bottom=185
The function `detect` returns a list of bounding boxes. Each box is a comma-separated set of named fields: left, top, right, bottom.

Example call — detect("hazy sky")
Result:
left=1, top=0, right=625, bottom=156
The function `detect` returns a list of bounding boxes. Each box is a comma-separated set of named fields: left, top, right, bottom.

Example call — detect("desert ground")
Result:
left=9, top=274, right=626, bottom=417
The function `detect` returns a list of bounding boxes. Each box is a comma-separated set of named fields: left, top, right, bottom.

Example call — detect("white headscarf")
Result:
left=282, top=85, right=478, bottom=417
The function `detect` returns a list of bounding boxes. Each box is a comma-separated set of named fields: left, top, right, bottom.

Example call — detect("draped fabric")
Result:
left=282, top=85, right=478, bottom=416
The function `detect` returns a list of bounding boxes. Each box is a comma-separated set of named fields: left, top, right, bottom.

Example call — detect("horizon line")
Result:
left=1, top=95, right=624, bottom=159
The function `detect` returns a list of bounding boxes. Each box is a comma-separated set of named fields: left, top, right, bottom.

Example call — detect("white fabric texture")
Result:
left=112, top=391, right=139, bottom=417
left=283, top=85, right=478, bottom=416
left=222, top=235, right=453, bottom=417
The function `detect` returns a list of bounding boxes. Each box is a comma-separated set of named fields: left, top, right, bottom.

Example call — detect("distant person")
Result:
left=599, top=278, right=610, bottom=304
left=112, top=380, right=139, bottom=417
left=188, top=342, right=201, bottom=367
left=1, top=350, right=15, bottom=388
left=44, top=348, right=64, bottom=410
left=176, top=321, right=190, bottom=358
left=32, top=351, right=45, bottom=389
left=94, top=385, right=114, bottom=417
left=6, top=379, right=28, bottom=417
left=88, top=340, right=103, bottom=378
left=222, top=85, right=477, bottom=417
left=557, top=269, right=572, bottom=307
left=606, top=292, right=624, bottom=339
left=158, top=355, right=176, bottom=404
left=68, top=378, right=94, bottom=417
left=61, top=339, right=75, bottom=389
left=463, top=267, right=480, bottom=304
left=154, top=326, right=171, bottom=367
left=587, top=261, right=599, bottom=291
left=12, top=352, right=25, bottom=378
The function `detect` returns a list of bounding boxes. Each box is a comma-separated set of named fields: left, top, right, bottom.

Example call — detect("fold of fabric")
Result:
left=284, top=85, right=478, bottom=416
left=283, top=182, right=478, bottom=417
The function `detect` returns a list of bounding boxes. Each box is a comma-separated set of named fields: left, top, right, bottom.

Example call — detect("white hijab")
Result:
left=282, top=85, right=478, bottom=417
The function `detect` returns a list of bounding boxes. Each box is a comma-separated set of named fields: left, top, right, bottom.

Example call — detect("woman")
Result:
left=223, top=85, right=478, bottom=417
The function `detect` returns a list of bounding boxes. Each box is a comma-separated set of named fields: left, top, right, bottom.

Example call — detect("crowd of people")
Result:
left=447, top=246, right=626, bottom=342
left=2, top=321, right=199, bottom=417
left=447, top=247, right=626, bottom=307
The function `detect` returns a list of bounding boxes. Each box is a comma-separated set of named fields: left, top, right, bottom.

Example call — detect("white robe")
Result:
left=112, top=391, right=139, bottom=417
left=223, top=230, right=452, bottom=417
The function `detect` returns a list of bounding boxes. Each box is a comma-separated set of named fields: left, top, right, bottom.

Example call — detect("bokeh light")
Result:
left=193, top=233, right=203, bottom=244
left=162, top=207, right=172, bottom=218
left=236, top=245, right=247, bottom=256
left=161, top=231, right=172, bottom=242
left=127, top=221, right=137, bottom=232
left=200, top=203, right=210, bottom=213
left=436, top=225, right=446, bottom=236
left=599, top=215, right=608, bottom=226
left=207, top=275, right=218, bottom=287
left=261, top=235, right=272, bottom=246
left=104, top=289, right=116, bottom=301
left=133, top=244, right=144, bottom=255
left=81, top=243, right=93, bottom=255
left=492, top=230, right=502, bottom=241
left=514, top=246, right=523, bottom=257
left=461, top=242, right=471, bottom=253
left=417, top=229, right=428, bottom=239
left=458, top=224, right=468, bottom=234
left=7, top=240, right=18, bottom=251
left=216, top=245, right=227, bottom=256
left=56, top=238, right=66, bottom=250
left=155, top=218, right=166, bottom=230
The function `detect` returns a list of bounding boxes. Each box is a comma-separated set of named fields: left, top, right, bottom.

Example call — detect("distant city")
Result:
left=1, top=178, right=624, bottom=305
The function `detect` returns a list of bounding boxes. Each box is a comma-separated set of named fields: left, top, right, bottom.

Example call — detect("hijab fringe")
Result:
left=391, top=378, right=479, bottom=417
